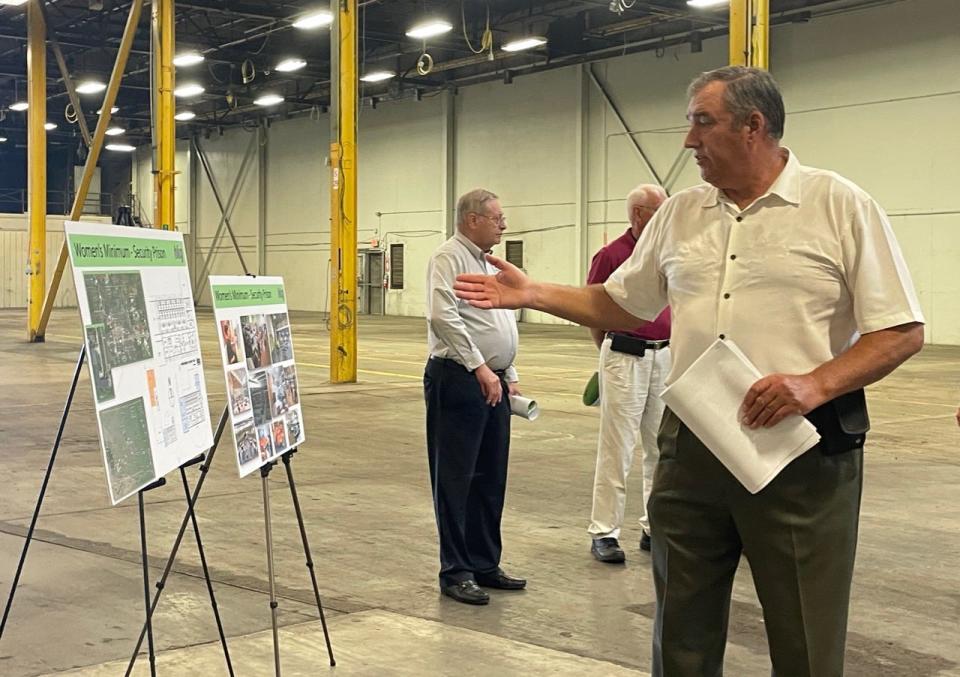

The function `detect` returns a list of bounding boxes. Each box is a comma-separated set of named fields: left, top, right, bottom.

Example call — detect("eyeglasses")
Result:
left=474, top=212, right=507, bottom=226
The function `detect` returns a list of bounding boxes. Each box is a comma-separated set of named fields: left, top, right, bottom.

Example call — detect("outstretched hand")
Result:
left=455, top=255, right=534, bottom=310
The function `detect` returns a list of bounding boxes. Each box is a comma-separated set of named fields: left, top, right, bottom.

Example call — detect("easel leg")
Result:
left=281, top=451, right=335, bottom=666
left=125, top=407, right=229, bottom=676
left=138, top=488, right=158, bottom=677
left=180, top=464, right=234, bottom=676
left=261, top=463, right=282, bottom=677
left=0, top=344, right=85, bottom=641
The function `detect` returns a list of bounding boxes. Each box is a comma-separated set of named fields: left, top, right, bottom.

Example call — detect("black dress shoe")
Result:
left=475, top=570, right=527, bottom=590
left=591, top=537, right=626, bottom=563
left=442, top=579, right=490, bottom=605
left=640, top=531, right=651, bottom=552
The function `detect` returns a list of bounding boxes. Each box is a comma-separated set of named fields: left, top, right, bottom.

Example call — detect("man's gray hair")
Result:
left=626, top=184, right=667, bottom=218
left=688, top=66, right=785, bottom=140
left=456, top=188, right=499, bottom=227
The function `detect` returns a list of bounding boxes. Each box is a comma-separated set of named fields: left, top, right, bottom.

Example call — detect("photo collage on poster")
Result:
left=210, top=277, right=306, bottom=477
left=65, top=222, right=214, bottom=504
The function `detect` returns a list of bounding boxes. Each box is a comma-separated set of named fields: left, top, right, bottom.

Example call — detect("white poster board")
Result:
left=65, top=221, right=214, bottom=504
left=209, top=276, right=305, bottom=477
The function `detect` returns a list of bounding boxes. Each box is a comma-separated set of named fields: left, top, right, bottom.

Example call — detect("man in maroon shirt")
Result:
left=587, top=184, right=671, bottom=563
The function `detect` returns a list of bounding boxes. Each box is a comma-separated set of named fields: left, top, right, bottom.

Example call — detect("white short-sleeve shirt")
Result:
left=604, top=150, right=924, bottom=385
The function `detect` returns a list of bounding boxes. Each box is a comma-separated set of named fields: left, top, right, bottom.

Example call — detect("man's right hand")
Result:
left=475, top=363, right=503, bottom=406
left=455, top=255, right=533, bottom=309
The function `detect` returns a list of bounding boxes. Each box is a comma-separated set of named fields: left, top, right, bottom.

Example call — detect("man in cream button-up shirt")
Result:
left=454, top=67, right=924, bottom=675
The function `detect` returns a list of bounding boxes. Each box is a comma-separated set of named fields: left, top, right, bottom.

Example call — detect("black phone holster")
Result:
left=804, top=388, right=869, bottom=455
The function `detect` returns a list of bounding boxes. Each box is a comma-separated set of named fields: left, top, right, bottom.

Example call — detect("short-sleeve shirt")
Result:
left=604, top=150, right=924, bottom=385
left=587, top=228, right=671, bottom=341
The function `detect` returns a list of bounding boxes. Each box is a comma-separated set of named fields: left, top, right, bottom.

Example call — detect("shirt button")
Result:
left=736, top=216, right=743, bottom=222
left=730, top=254, right=736, bottom=260
left=723, top=293, right=730, bottom=299
left=719, top=334, right=726, bottom=340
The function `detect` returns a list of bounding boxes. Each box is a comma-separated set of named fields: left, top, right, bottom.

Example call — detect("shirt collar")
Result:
left=454, top=231, right=488, bottom=261
left=702, top=148, right=802, bottom=209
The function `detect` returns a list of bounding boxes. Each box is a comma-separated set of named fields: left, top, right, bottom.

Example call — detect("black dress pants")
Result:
left=424, top=358, right=511, bottom=587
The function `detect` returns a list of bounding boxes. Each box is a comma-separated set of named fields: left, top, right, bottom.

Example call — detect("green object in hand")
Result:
left=582, top=371, right=600, bottom=407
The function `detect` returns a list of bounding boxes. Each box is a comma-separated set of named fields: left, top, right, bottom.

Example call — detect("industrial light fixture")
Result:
left=502, top=36, right=547, bottom=52
left=97, top=106, right=119, bottom=114
left=173, top=51, right=204, bottom=67
left=360, top=70, right=395, bottom=83
left=106, top=143, right=136, bottom=152
left=44, top=122, right=57, bottom=130
left=10, top=101, right=28, bottom=111
left=405, top=19, right=453, bottom=40
left=687, top=0, right=728, bottom=7
left=0, top=0, right=29, bottom=6
left=174, top=110, right=196, bottom=121
left=105, top=125, right=125, bottom=136
left=292, top=9, right=333, bottom=29
left=76, top=79, right=107, bottom=94
left=0, top=136, right=7, bottom=142
left=275, top=57, right=307, bottom=73
left=254, top=93, right=284, bottom=107
left=174, top=83, right=205, bottom=98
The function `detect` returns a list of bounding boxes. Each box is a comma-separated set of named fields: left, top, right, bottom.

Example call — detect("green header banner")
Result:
left=211, top=284, right=286, bottom=309
left=68, top=234, right=186, bottom=268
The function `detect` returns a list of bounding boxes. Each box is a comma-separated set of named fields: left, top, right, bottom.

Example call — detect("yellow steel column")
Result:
left=26, top=0, right=47, bottom=341
left=329, top=0, right=358, bottom=383
left=35, top=0, right=145, bottom=340
left=728, top=0, right=749, bottom=66
left=751, top=0, right=770, bottom=70
left=155, top=0, right=176, bottom=229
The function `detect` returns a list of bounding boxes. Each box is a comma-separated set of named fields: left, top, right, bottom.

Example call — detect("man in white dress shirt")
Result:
left=453, top=67, right=924, bottom=675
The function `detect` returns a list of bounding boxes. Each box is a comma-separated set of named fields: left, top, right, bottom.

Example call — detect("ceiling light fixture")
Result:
left=0, top=136, right=8, bottom=142
left=360, top=71, right=395, bottom=83
left=76, top=79, right=107, bottom=94
left=105, top=126, right=125, bottom=136
left=106, top=143, right=136, bottom=152
left=44, top=122, right=57, bottom=130
left=10, top=101, right=28, bottom=111
left=174, top=111, right=196, bottom=121
left=254, top=94, right=284, bottom=107
left=174, top=83, right=205, bottom=98
left=405, top=19, right=453, bottom=40
left=502, top=36, right=547, bottom=52
left=0, top=0, right=29, bottom=6
left=97, top=106, right=119, bottom=114
left=275, top=57, right=307, bottom=73
left=687, top=0, right=728, bottom=7
left=173, top=51, right=204, bottom=67
left=292, top=10, right=333, bottom=29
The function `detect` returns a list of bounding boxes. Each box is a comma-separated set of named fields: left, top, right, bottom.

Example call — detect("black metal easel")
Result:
left=137, top=477, right=167, bottom=677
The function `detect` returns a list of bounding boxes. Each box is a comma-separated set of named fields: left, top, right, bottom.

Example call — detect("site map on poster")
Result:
left=66, top=221, right=214, bottom=504
left=209, top=276, right=305, bottom=478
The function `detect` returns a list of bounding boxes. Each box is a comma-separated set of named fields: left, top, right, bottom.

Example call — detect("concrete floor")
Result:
left=0, top=308, right=958, bottom=676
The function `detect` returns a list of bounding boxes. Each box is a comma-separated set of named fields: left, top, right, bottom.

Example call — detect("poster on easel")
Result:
left=209, top=276, right=305, bottom=477
left=65, top=221, right=214, bottom=504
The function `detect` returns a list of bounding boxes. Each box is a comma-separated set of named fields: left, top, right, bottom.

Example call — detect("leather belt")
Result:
left=607, top=333, right=669, bottom=357
left=429, top=356, right=506, bottom=376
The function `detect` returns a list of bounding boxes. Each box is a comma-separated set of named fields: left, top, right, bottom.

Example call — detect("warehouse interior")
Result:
left=1, top=0, right=958, bottom=675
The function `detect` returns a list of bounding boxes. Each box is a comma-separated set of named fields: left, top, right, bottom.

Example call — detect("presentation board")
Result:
left=65, top=221, right=214, bottom=504
left=209, top=276, right=305, bottom=477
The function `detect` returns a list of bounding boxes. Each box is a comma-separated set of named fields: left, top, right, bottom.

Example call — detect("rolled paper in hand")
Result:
left=510, top=395, right=539, bottom=421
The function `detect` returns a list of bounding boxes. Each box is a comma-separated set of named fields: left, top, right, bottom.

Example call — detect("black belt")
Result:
left=607, top=333, right=669, bottom=357
left=429, top=356, right=506, bottom=377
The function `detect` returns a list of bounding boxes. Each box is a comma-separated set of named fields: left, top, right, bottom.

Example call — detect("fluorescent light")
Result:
left=174, top=110, right=196, bottom=121
left=0, top=0, right=29, bottom=6
left=173, top=51, right=204, bottom=67
left=293, top=10, right=333, bottom=29
left=10, top=101, right=28, bottom=111
left=98, top=106, right=119, bottom=114
left=360, top=71, right=395, bottom=83
left=105, top=126, right=125, bottom=136
left=44, top=122, right=57, bottom=130
left=254, top=94, right=284, bottom=107
left=687, top=0, right=728, bottom=7
left=275, top=57, right=307, bottom=73
left=106, top=143, right=136, bottom=152
left=174, top=83, right=205, bottom=98
left=76, top=80, right=107, bottom=94
left=502, top=36, right=547, bottom=52
left=405, top=19, right=453, bottom=40
left=0, top=137, right=7, bottom=142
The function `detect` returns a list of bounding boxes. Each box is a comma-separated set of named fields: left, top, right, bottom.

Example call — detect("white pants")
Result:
left=588, top=337, right=670, bottom=539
